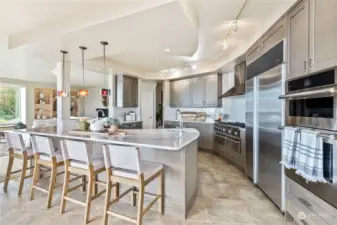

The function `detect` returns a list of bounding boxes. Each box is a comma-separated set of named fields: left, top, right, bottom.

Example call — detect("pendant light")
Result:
left=57, top=50, right=69, bottom=97
left=100, top=41, right=110, bottom=96
left=78, top=46, right=89, bottom=97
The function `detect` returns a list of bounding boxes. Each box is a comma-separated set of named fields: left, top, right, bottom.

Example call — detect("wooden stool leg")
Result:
left=132, top=187, right=137, bottom=207
left=114, top=183, right=120, bottom=199
left=30, top=156, right=40, bottom=201
left=82, top=175, right=86, bottom=192
left=137, top=175, right=145, bottom=225
left=18, top=152, right=28, bottom=196
left=4, top=150, right=14, bottom=193
left=60, top=162, right=70, bottom=214
left=47, top=159, right=57, bottom=209
left=158, top=170, right=164, bottom=215
left=84, top=169, right=94, bottom=224
left=103, top=177, right=112, bottom=225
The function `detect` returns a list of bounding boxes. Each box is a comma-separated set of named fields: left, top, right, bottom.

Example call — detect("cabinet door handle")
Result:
left=308, top=58, right=312, bottom=69
left=303, top=60, right=307, bottom=72
left=298, top=197, right=313, bottom=210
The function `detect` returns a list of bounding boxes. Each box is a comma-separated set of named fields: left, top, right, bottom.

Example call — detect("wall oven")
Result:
left=285, top=132, right=337, bottom=209
left=280, top=67, right=337, bottom=209
left=281, top=68, right=337, bottom=130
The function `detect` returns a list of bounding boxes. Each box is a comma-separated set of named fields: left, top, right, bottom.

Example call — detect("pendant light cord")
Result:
left=100, top=41, right=108, bottom=87
left=82, top=48, right=84, bottom=89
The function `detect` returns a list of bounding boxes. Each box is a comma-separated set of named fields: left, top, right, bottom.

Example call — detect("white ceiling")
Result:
left=0, top=0, right=297, bottom=86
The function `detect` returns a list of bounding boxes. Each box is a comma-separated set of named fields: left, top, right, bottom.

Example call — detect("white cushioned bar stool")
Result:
left=4, top=132, right=34, bottom=196
left=30, top=134, right=84, bottom=208
left=102, top=145, right=164, bottom=225
left=60, top=139, right=114, bottom=224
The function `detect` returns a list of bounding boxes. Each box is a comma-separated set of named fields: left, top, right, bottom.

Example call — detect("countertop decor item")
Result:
left=88, top=118, right=105, bottom=132
left=14, top=122, right=27, bottom=129
left=104, top=117, right=120, bottom=134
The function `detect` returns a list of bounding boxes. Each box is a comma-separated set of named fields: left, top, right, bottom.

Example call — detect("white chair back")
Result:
left=31, top=135, right=56, bottom=159
left=61, top=139, right=91, bottom=165
left=5, top=132, right=26, bottom=154
left=103, top=145, right=141, bottom=174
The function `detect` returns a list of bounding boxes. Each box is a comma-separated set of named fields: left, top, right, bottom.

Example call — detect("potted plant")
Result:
left=104, top=117, right=120, bottom=134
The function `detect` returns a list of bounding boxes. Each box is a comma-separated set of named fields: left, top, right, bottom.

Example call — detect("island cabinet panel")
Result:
left=309, top=0, right=337, bottom=73
left=287, top=0, right=310, bottom=80
left=170, top=79, right=191, bottom=107
left=170, top=74, right=222, bottom=108
left=191, top=77, right=205, bottom=107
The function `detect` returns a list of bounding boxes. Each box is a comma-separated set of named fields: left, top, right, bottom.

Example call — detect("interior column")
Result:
left=107, top=68, right=115, bottom=118
left=56, top=51, right=71, bottom=129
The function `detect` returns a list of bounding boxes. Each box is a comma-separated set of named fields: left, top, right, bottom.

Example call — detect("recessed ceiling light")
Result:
left=165, top=49, right=170, bottom=52
left=156, top=62, right=159, bottom=64
left=97, top=68, right=101, bottom=71
left=192, top=63, right=197, bottom=70
left=222, top=40, right=229, bottom=50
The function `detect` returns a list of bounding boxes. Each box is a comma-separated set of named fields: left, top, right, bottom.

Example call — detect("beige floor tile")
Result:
left=0, top=152, right=284, bottom=225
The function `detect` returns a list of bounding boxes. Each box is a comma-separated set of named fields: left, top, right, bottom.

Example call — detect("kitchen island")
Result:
left=4, top=127, right=200, bottom=219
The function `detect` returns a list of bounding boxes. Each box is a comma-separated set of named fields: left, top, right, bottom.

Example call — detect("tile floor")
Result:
left=0, top=151, right=286, bottom=225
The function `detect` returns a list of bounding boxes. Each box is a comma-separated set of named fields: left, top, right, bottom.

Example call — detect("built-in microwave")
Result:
left=280, top=68, right=337, bottom=131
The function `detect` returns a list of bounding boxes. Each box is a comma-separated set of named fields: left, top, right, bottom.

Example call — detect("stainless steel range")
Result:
left=213, top=121, right=246, bottom=170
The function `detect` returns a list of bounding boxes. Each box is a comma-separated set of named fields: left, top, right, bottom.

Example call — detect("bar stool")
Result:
left=60, top=139, right=113, bottom=224
left=102, top=145, right=164, bottom=225
left=3, top=132, right=34, bottom=196
left=29, top=134, right=84, bottom=208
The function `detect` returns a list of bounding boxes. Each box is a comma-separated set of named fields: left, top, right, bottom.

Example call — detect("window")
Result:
left=0, top=84, right=21, bottom=124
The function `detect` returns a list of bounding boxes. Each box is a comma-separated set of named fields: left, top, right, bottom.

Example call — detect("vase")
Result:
left=108, top=124, right=118, bottom=134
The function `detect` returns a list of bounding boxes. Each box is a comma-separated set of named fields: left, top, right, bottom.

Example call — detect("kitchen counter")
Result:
left=4, top=126, right=199, bottom=219
left=7, top=127, right=198, bottom=151
left=164, top=119, right=215, bottom=124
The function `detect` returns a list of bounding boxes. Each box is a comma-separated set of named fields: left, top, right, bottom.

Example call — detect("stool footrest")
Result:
left=64, top=196, right=86, bottom=206
left=92, top=189, right=105, bottom=200
left=142, top=195, right=161, bottom=216
left=107, top=211, right=137, bottom=223
left=68, top=183, right=85, bottom=193
left=32, top=185, right=49, bottom=194
left=109, top=187, right=134, bottom=205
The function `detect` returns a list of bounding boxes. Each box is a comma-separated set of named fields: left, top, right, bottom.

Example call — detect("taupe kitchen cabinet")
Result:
left=287, top=0, right=337, bottom=80
left=246, top=42, right=262, bottom=65
left=170, top=79, right=191, bottom=107
left=309, top=0, right=337, bottom=73
left=287, top=0, right=310, bottom=80
left=261, top=17, right=286, bottom=53
left=115, top=75, right=138, bottom=107
left=190, top=74, right=221, bottom=107
left=171, top=74, right=222, bottom=108
left=191, top=77, right=205, bottom=107
left=163, top=121, right=214, bottom=151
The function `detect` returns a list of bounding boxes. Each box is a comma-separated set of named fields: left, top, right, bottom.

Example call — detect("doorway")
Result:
left=156, top=81, right=163, bottom=128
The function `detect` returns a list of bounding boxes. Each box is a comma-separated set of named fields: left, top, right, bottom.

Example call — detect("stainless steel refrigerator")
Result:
left=245, top=40, right=286, bottom=211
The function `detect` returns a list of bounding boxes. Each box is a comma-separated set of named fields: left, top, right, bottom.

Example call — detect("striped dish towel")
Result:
left=282, top=127, right=300, bottom=169
left=295, top=129, right=327, bottom=183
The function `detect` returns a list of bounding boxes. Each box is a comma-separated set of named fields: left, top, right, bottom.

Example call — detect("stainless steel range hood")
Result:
left=219, top=61, right=246, bottom=98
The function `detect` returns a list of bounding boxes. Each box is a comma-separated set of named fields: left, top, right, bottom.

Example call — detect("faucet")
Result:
left=96, top=109, right=106, bottom=118
left=176, top=109, right=183, bottom=136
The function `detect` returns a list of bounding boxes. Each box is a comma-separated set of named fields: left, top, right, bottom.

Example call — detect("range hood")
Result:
left=219, top=61, right=246, bottom=98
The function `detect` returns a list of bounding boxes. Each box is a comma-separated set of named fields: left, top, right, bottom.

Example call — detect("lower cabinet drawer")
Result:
left=287, top=194, right=328, bottom=225
left=287, top=178, right=337, bottom=225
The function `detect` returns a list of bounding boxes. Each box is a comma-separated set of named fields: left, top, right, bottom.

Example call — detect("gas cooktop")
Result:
left=215, top=121, right=245, bottom=129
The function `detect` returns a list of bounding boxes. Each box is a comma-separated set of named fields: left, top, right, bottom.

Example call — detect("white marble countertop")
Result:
left=5, top=127, right=199, bottom=151
left=164, top=119, right=215, bottom=124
